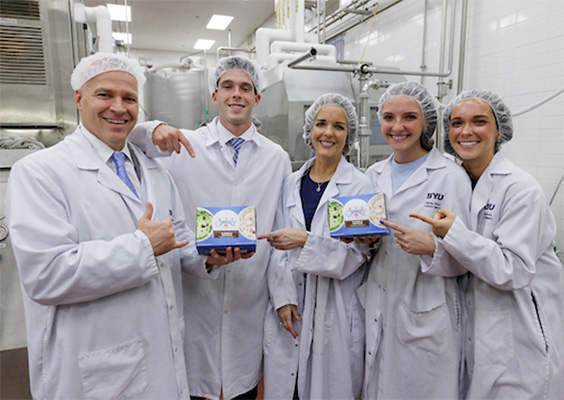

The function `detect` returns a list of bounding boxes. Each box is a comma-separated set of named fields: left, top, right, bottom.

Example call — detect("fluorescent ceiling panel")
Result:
left=206, top=15, right=234, bottom=30
left=194, top=39, right=215, bottom=50
left=107, top=4, right=131, bottom=22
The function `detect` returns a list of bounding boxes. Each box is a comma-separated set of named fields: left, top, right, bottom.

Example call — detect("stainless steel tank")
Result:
left=144, top=66, right=214, bottom=129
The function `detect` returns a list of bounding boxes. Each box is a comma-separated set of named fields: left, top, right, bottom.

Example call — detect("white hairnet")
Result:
left=302, top=93, right=358, bottom=154
left=442, top=89, right=514, bottom=156
left=377, top=81, right=438, bottom=150
left=207, top=56, right=263, bottom=95
left=71, top=52, right=146, bottom=91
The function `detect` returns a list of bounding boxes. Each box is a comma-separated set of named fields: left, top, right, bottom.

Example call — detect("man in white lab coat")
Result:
left=129, top=56, right=292, bottom=400
left=6, top=53, right=233, bottom=400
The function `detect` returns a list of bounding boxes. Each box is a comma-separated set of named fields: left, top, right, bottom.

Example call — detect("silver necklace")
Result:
left=316, top=181, right=323, bottom=192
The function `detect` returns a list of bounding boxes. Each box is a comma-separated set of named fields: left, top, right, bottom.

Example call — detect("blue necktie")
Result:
left=111, top=152, right=138, bottom=198
left=228, top=137, right=245, bottom=165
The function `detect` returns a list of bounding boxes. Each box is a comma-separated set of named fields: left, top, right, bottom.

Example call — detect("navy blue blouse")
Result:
left=300, top=171, right=329, bottom=231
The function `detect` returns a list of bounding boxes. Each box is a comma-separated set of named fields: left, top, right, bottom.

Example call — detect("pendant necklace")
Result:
left=316, top=181, right=322, bottom=192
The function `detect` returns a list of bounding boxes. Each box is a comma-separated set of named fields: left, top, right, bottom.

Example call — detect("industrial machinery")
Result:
left=0, top=0, right=92, bottom=352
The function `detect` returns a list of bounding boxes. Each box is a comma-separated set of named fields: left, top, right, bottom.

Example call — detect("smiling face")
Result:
left=75, top=71, right=138, bottom=151
left=448, top=98, right=499, bottom=177
left=212, top=70, right=261, bottom=136
left=311, top=105, right=348, bottom=163
left=381, top=95, right=428, bottom=163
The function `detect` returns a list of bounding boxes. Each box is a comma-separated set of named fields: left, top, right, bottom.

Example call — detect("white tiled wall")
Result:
left=342, top=0, right=564, bottom=259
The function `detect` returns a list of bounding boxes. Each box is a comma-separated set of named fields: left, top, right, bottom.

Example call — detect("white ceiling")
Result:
left=83, top=0, right=276, bottom=54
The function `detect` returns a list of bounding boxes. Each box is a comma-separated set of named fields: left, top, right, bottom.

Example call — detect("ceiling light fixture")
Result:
left=194, top=39, right=215, bottom=50
left=107, top=4, right=131, bottom=22
left=206, top=15, right=234, bottom=30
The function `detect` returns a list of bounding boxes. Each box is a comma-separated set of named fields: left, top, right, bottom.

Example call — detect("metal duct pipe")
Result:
left=357, top=80, right=390, bottom=170
left=287, top=47, right=318, bottom=68
left=457, top=0, right=470, bottom=94
left=420, top=0, right=429, bottom=84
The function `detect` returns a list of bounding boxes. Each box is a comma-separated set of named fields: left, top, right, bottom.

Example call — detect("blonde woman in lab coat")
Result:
left=413, top=89, right=564, bottom=399
left=361, top=82, right=472, bottom=399
left=260, top=93, right=374, bottom=399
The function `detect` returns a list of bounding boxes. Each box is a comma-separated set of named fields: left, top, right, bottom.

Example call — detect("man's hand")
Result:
left=153, top=124, right=196, bottom=157
left=381, top=219, right=435, bottom=256
left=137, top=202, right=190, bottom=256
left=205, top=247, right=255, bottom=266
left=410, top=208, right=456, bottom=239
left=277, top=304, right=301, bottom=339
left=259, top=228, right=309, bottom=250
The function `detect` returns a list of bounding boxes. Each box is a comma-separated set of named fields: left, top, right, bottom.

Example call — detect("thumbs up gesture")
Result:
left=137, top=202, right=190, bottom=256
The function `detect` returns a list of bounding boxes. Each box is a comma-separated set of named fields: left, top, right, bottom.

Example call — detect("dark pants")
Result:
left=190, top=385, right=258, bottom=400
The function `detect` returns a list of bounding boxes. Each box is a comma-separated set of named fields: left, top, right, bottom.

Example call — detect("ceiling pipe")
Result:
left=74, top=4, right=113, bottom=53
left=457, top=0, right=469, bottom=94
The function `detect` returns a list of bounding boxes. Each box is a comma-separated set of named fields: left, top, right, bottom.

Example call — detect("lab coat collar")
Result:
left=376, top=147, right=446, bottom=197
left=469, top=152, right=513, bottom=229
left=286, top=155, right=352, bottom=228
left=66, top=127, right=151, bottom=209
left=482, top=151, right=514, bottom=176
left=205, top=116, right=262, bottom=148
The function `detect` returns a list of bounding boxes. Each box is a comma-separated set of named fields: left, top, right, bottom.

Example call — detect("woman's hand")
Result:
left=381, top=219, right=435, bottom=256
left=277, top=304, right=301, bottom=339
left=410, top=208, right=456, bottom=239
left=258, top=228, right=309, bottom=250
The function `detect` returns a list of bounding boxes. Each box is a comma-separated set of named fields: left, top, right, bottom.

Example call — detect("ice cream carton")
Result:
left=328, top=193, right=390, bottom=238
left=196, top=206, right=256, bottom=255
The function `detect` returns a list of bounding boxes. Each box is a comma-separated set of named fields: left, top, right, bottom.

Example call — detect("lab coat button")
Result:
left=295, top=343, right=298, bottom=347
left=374, top=318, right=378, bottom=322
left=169, top=304, right=174, bottom=310
left=291, top=373, right=295, bottom=376
left=468, top=337, right=472, bottom=342
left=174, top=347, right=178, bottom=352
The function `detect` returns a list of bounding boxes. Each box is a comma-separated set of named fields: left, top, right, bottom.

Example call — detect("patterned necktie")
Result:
left=228, top=137, right=245, bottom=165
left=111, top=152, right=138, bottom=198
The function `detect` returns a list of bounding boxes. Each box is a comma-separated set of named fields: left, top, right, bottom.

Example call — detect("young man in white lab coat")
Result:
left=129, top=56, right=292, bottom=400
left=6, top=53, right=233, bottom=400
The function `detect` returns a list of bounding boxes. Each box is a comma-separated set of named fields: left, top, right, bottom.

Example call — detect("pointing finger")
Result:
left=179, top=134, right=196, bottom=158
left=381, top=219, right=406, bottom=234
left=409, top=213, right=435, bottom=226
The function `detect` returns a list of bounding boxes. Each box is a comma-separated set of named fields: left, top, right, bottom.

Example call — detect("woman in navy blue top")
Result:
left=260, top=94, right=374, bottom=399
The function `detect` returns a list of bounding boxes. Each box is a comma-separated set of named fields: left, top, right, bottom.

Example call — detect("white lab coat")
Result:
left=6, top=126, right=213, bottom=400
left=129, top=117, right=292, bottom=400
left=263, top=156, right=373, bottom=400
left=361, top=148, right=472, bottom=399
left=426, top=152, right=564, bottom=399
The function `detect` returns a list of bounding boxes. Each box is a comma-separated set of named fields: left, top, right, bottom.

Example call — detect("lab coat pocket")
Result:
left=396, top=300, right=448, bottom=354
left=78, top=336, right=148, bottom=400
left=475, top=310, right=514, bottom=365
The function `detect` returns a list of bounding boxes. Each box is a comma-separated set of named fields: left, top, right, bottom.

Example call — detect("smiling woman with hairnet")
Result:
left=412, top=89, right=564, bottom=399
left=259, top=93, right=374, bottom=399
left=360, top=81, right=473, bottom=399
